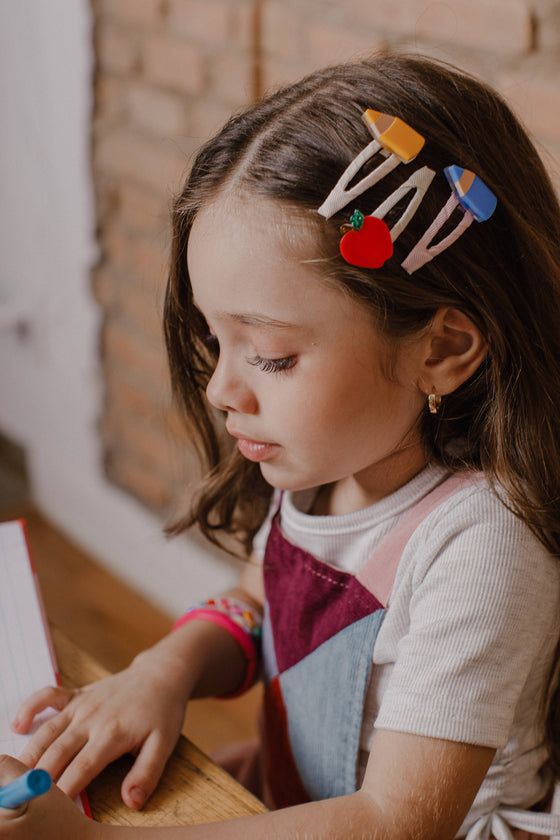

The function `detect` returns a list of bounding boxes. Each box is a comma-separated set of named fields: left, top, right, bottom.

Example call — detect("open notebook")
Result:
left=0, top=519, right=90, bottom=814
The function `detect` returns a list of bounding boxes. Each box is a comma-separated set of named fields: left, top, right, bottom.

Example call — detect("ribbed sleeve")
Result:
left=373, top=486, right=560, bottom=748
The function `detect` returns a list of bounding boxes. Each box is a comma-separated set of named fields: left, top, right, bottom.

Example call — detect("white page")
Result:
left=0, top=520, right=58, bottom=757
left=0, top=520, right=89, bottom=813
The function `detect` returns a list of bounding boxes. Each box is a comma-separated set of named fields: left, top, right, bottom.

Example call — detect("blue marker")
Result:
left=0, top=769, right=52, bottom=808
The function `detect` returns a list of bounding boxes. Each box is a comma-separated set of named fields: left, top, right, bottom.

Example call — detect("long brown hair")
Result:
left=164, top=54, right=560, bottom=766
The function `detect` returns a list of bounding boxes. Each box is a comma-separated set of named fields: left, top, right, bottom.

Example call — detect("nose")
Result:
left=206, top=357, right=258, bottom=415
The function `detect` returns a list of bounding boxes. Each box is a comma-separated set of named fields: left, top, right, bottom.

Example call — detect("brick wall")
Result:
left=91, top=0, right=560, bottom=516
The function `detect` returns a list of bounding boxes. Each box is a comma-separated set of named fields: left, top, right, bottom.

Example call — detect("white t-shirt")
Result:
left=253, top=465, right=560, bottom=837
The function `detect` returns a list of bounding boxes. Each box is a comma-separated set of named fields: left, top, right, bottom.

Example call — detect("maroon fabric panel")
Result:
left=264, top=518, right=382, bottom=674
left=263, top=675, right=310, bottom=809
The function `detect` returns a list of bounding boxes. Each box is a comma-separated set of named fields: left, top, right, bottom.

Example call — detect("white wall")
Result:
left=0, top=0, right=238, bottom=615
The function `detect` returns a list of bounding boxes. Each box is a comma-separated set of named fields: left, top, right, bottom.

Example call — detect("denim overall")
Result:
left=260, top=473, right=479, bottom=809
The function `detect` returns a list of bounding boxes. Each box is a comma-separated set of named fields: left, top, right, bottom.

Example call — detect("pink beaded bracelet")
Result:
left=173, top=597, right=262, bottom=697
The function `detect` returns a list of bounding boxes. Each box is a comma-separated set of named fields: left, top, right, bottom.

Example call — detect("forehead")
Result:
left=187, top=194, right=338, bottom=318
left=188, top=192, right=319, bottom=268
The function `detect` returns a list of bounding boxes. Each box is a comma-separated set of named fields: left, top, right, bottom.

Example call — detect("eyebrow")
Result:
left=226, top=312, right=296, bottom=329
left=192, top=299, right=299, bottom=331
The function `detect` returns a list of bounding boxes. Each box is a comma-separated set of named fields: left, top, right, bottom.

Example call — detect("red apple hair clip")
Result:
left=318, top=109, right=497, bottom=275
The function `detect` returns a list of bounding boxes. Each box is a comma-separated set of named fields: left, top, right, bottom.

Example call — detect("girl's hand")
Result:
left=0, top=755, right=97, bottom=840
left=12, top=645, right=191, bottom=811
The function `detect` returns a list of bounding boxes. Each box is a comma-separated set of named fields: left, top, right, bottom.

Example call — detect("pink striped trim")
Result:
left=173, top=609, right=258, bottom=697
left=356, top=472, right=485, bottom=607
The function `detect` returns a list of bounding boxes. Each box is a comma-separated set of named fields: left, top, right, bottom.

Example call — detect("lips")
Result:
left=227, top=428, right=279, bottom=463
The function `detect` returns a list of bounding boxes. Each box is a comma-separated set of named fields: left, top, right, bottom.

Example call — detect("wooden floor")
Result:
left=0, top=501, right=261, bottom=756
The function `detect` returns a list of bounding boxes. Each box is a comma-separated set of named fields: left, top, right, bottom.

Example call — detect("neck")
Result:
left=312, top=448, right=428, bottom=516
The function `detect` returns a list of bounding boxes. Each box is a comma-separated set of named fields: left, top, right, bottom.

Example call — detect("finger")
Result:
left=12, top=686, right=74, bottom=733
left=55, top=742, right=117, bottom=801
left=0, top=755, right=31, bottom=820
left=121, top=731, right=174, bottom=810
left=56, top=722, right=137, bottom=800
left=18, top=712, right=73, bottom=768
left=0, top=754, right=29, bottom=784
left=33, top=728, right=87, bottom=781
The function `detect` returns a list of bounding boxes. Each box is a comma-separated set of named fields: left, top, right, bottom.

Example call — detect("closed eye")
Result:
left=248, top=354, right=297, bottom=374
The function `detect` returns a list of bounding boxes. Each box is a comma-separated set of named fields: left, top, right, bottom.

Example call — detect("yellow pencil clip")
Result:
left=362, top=109, right=425, bottom=163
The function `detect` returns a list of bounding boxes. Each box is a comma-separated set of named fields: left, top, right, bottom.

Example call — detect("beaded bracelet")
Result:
left=173, top=597, right=263, bottom=697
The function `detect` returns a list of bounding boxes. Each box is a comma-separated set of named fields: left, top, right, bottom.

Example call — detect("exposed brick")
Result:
left=103, top=319, right=169, bottom=385
left=95, top=23, right=142, bottom=75
left=306, top=22, right=384, bottom=68
left=349, top=0, right=533, bottom=55
left=95, top=267, right=166, bottom=346
left=106, top=369, right=164, bottom=419
left=142, top=36, right=206, bottom=94
left=209, top=50, right=254, bottom=105
left=188, top=98, right=240, bottom=141
left=231, top=1, right=256, bottom=53
left=96, top=0, right=166, bottom=28
left=92, top=266, right=118, bottom=310
left=105, top=451, right=172, bottom=511
left=122, top=281, right=166, bottom=343
left=262, top=1, right=304, bottom=59
left=534, top=2, right=560, bottom=50
left=417, top=0, right=533, bottom=55
left=130, top=232, right=168, bottom=286
left=117, top=182, right=170, bottom=238
left=95, top=76, right=126, bottom=123
left=165, top=403, right=198, bottom=447
left=93, top=179, right=120, bottom=230
left=499, top=63, right=560, bottom=143
left=94, top=128, right=190, bottom=195
left=261, top=56, right=316, bottom=95
left=106, top=411, right=177, bottom=475
left=167, top=0, right=233, bottom=46
left=124, top=82, right=187, bottom=137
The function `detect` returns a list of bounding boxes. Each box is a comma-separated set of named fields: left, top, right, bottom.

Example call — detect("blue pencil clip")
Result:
left=444, top=165, right=497, bottom=222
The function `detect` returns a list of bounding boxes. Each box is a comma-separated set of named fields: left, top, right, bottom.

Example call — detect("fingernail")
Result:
left=129, top=787, right=146, bottom=809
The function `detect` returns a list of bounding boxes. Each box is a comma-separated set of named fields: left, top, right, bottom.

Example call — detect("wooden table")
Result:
left=52, top=628, right=267, bottom=827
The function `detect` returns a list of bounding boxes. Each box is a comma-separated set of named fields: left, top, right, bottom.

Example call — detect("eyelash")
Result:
left=203, top=332, right=296, bottom=375
left=248, top=354, right=297, bottom=375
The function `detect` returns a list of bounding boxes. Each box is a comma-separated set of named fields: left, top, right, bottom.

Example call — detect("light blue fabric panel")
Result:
left=279, top=609, right=385, bottom=799
left=262, top=601, right=278, bottom=682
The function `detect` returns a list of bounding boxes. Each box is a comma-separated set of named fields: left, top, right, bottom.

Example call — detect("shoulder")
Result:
left=376, top=475, right=560, bottom=747
left=403, top=475, right=558, bottom=594
left=387, top=474, right=560, bottom=670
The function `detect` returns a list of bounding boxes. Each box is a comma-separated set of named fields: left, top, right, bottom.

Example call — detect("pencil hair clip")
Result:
left=319, top=109, right=497, bottom=274
left=401, top=166, right=497, bottom=274
left=317, top=110, right=425, bottom=220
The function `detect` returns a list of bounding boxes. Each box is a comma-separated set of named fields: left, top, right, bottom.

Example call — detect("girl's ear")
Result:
left=418, top=307, right=487, bottom=397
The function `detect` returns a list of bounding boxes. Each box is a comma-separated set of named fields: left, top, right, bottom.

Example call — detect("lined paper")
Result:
left=0, top=520, right=58, bottom=758
left=0, top=520, right=89, bottom=814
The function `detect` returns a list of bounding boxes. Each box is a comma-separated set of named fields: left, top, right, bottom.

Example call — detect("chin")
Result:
left=259, top=463, right=322, bottom=494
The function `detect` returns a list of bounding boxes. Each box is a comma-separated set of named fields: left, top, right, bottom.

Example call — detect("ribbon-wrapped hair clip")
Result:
left=318, top=110, right=497, bottom=275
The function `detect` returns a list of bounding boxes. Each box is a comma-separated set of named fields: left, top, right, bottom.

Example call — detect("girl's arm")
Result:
left=0, top=729, right=494, bottom=839
left=11, top=559, right=264, bottom=810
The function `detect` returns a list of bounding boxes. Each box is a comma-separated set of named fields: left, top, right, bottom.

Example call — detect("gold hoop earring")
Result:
left=428, top=392, right=442, bottom=414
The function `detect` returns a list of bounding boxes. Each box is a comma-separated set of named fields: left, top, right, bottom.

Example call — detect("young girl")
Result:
left=2, top=53, right=560, bottom=840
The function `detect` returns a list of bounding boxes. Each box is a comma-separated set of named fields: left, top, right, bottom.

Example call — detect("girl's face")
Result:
left=187, top=195, right=427, bottom=512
